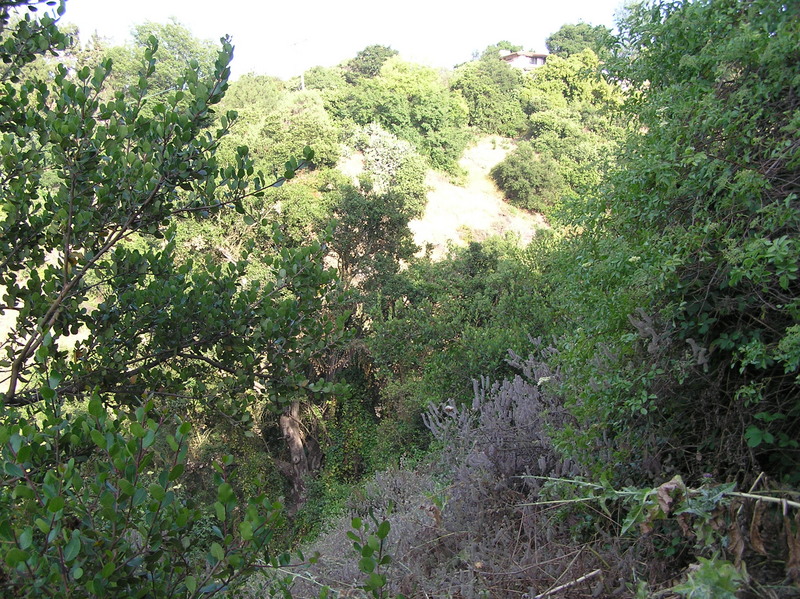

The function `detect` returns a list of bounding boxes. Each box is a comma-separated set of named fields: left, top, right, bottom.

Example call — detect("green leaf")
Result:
left=239, top=520, right=253, bottom=541
left=366, top=572, right=386, bottom=591
left=64, top=532, right=81, bottom=562
left=34, top=518, right=49, bottom=534
left=149, top=483, right=166, bottom=501
left=46, top=496, right=65, bottom=513
left=376, top=520, right=390, bottom=540
left=4, top=462, right=24, bottom=478
left=358, top=556, right=376, bottom=573
left=5, top=548, right=28, bottom=567
left=217, top=482, right=234, bottom=503
left=118, top=480, right=135, bottom=497
left=168, top=464, right=185, bottom=481
left=185, top=575, right=197, bottom=593
left=90, top=429, right=107, bottom=449
left=129, top=422, right=146, bottom=438
left=214, top=501, right=226, bottom=521
left=210, top=541, right=224, bottom=562
left=18, top=527, right=32, bottom=550
left=88, top=398, right=104, bottom=419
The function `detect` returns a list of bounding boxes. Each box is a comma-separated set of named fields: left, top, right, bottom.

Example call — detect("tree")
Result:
left=544, top=0, right=800, bottom=483
left=545, top=22, right=613, bottom=59
left=256, top=90, right=341, bottom=171
left=478, top=40, right=522, bottom=60
left=102, top=18, right=218, bottom=94
left=303, top=64, right=346, bottom=91
left=488, top=49, right=623, bottom=213
left=0, top=1, right=344, bottom=593
left=328, top=56, right=470, bottom=171
left=451, top=54, right=527, bottom=136
left=329, top=126, right=427, bottom=291
left=490, top=142, right=567, bottom=211
left=219, top=72, right=284, bottom=116
left=343, top=44, right=397, bottom=83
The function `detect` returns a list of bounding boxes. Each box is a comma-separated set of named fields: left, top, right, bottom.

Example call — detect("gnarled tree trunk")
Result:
left=277, top=400, right=322, bottom=512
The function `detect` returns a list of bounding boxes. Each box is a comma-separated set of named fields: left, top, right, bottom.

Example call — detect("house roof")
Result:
left=499, top=51, right=549, bottom=61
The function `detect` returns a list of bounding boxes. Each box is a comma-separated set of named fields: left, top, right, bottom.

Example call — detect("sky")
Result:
left=58, top=0, right=627, bottom=80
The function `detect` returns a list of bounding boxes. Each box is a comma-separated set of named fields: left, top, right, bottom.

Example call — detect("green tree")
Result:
left=328, top=56, right=471, bottom=171
left=218, top=85, right=339, bottom=177
left=451, top=54, right=527, bottom=136
left=0, top=1, right=344, bottom=593
left=220, top=72, right=284, bottom=115
left=478, top=40, right=523, bottom=60
left=542, top=0, right=800, bottom=484
left=304, top=64, right=346, bottom=91
left=257, top=90, right=341, bottom=170
left=490, top=49, right=623, bottom=213
left=344, top=44, right=398, bottom=83
left=545, top=22, right=613, bottom=59
left=329, top=126, right=427, bottom=291
left=104, top=18, right=217, bottom=94
left=367, top=237, right=547, bottom=413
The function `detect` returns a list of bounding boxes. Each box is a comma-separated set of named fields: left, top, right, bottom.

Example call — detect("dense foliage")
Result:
left=327, top=56, right=471, bottom=171
left=451, top=51, right=526, bottom=137
left=0, top=2, right=344, bottom=594
left=545, top=22, right=613, bottom=58
left=2, top=0, right=798, bottom=596
left=605, top=0, right=800, bottom=479
left=490, top=48, right=624, bottom=213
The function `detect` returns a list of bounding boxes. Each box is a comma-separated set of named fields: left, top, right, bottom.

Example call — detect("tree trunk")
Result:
left=277, top=400, right=323, bottom=512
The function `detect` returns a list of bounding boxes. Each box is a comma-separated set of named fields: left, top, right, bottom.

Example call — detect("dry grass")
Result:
left=410, top=136, right=547, bottom=261
left=338, top=135, right=547, bottom=262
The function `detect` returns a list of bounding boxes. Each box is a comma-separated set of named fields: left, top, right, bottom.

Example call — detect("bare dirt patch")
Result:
left=409, top=136, right=546, bottom=260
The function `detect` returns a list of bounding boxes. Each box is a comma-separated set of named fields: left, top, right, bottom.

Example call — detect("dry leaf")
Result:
left=727, top=505, right=745, bottom=568
left=656, top=475, right=686, bottom=516
left=676, top=513, right=693, bottom=538
left=750, top=500, right=767, bottom=556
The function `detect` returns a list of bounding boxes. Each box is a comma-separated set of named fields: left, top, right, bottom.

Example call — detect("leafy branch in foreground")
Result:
left=0, top=1, right=343, bottom=595
left=0, top=394, right=284, bottom=597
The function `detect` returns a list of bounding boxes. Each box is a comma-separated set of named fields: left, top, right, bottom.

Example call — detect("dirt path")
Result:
left=409, top=136, right=546, bottom=260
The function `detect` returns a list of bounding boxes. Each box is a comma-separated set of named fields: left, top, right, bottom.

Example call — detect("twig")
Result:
left=729, top=492, right=800, bottom=511
left=534, top=569, right=602, bottom=599
left=747, top=472, right=765, bottom=494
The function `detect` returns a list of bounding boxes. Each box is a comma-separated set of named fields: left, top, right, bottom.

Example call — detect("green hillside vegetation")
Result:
left=1, top=1, right=798, bottom=597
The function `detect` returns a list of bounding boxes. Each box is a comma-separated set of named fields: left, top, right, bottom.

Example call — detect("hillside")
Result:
left=410, top=136, right=547, bottom=259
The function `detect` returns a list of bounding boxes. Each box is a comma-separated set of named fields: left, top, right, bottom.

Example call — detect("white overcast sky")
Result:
left=58, top=0, right=627, bottom=80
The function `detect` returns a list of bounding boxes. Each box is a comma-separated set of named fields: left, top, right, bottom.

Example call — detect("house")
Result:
left=499, top=50, right=548, bottom=72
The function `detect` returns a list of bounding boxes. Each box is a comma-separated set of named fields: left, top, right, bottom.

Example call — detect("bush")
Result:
left=490, top=142, right=568, bottom=211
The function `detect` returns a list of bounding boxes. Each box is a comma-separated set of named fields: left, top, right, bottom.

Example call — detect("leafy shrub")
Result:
left=490, top=141, right=568, bottom=211
left=599, top=0, right=800, bottom=481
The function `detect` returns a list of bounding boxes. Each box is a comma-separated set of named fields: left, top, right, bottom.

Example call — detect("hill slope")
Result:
left=410, top=136, right=547, bottom=259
